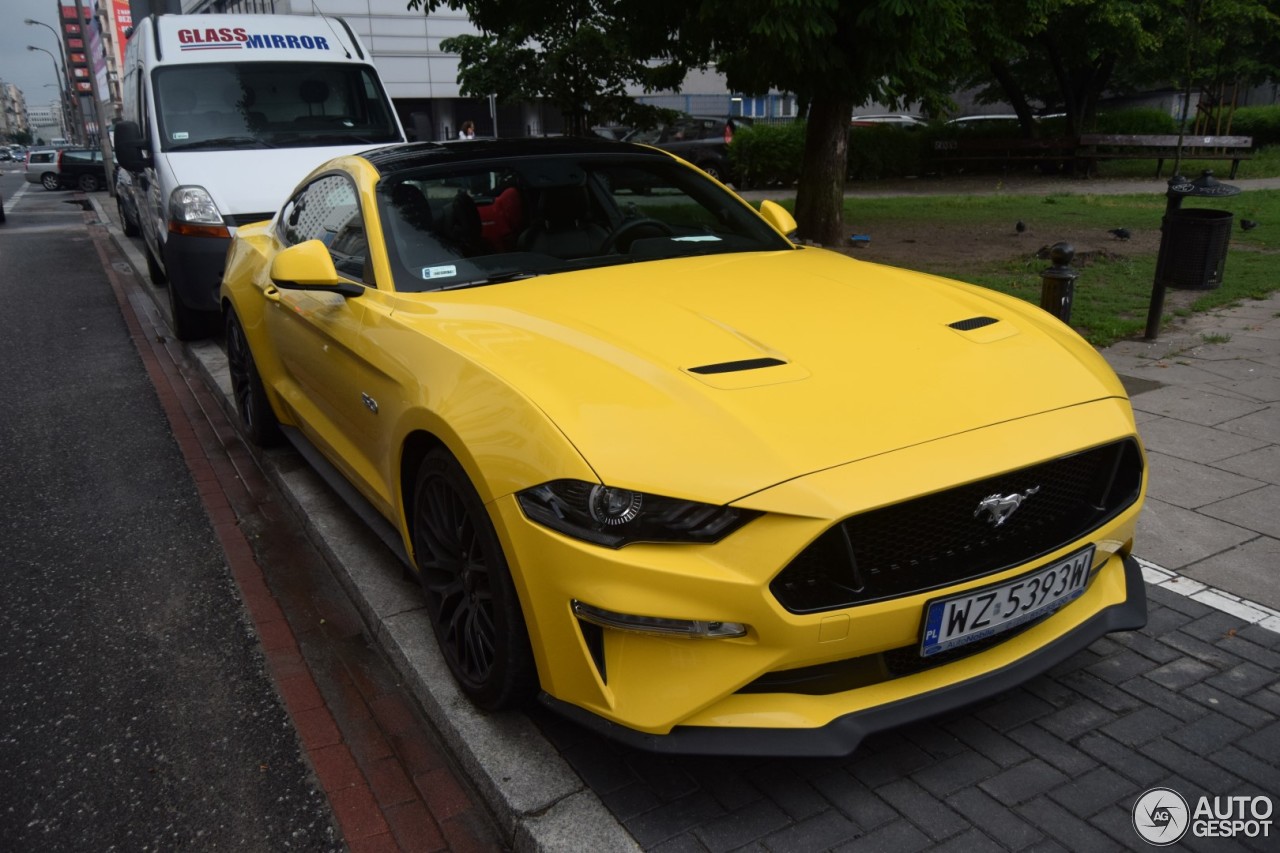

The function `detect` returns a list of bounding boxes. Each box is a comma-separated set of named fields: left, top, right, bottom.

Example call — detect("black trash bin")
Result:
left=1156, top=207, right=1233, bottom=290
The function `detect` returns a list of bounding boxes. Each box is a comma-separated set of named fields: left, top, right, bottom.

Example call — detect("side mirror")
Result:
left=270, top=240, right=363, bottom=297
left=759, top=200, right=799, bottom=240
left=113, top=120, right=149, bottom=172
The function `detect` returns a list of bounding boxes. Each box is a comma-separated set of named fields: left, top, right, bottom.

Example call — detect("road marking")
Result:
left=1138, top=555, right=1280, bottom=634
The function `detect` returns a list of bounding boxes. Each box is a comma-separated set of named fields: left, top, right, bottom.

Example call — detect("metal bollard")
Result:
left=1039, top=242, right=1078, bottom=324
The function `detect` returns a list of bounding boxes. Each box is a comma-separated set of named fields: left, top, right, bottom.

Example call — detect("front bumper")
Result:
left=540, top=554, right=1146, bottom=757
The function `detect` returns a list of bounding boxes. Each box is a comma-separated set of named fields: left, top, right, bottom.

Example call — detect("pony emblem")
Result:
left=974, top=486, right=1040, bottom=528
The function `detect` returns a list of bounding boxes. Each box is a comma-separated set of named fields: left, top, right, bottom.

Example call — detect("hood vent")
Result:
left=688, top=357, right=787, bottom=375
left=949, top=316, right=999, bottom=331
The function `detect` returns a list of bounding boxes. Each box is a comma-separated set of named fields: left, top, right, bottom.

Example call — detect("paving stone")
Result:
left=943, top=717, right=1032, bottom=768
left=1108, top=630, right=1184, bottom=664
left=973, top=692, right=1056, bottom=732
left=691, top=800, right=791, bottom=853
left=911, top=752, right=1001, bottom=799
left=1166, top=711, right=1253, bottom=753
left=1237, top=623, right=1280, bottom=649
left=1208, top=745, right=1280, bottom=793
left=624, top=791, right=726, bottom=849
left=830, top=818, right=931, bottom=853
left=602, top=782, right=663, bottom=822
left=1143, top=656, right=1220, bottom=691
left=1119, top=676, right=1211, bottom=723
left=1237, top=720, right=1280, bottom=764
left=809, top=770, right=899, bottom=831
left=685, top=761, right=762, bottom=813
left=1140, top=738, right=1244, bottom=792
left=1245, top=685, right=1280, bottom=716
left=649, top=833, right=712, bottom=853
left=1005, top=724, right=1098, bottom=776
left=1046, top=766, right=1137, bottom=820
left=846, top=738, right=934, bottom=790
left=1183, top=683, right=1278, bottom=728
left=758, top=808, right=861, bottom=853
left=1101, top=707, right=1180, bottom=747
left=946, top=787, right=1043, bottom=851
left=1217, top=635, right=1280, bottom=672
left=901, top=720, right=968, bottom=759
left=628, top=753, right=701, bottom=802
left=1161, top=631, right=1245, bottom=669
left=1206, top=662, right=1279, bottom=698
left=744, top=766, right=827, bottom=822
left=1183, top=610, right=1254, bottom=644
left=1142, top=601, right=1196, bottom=637
left=1075, top=733, right=1167, bottom=786
left=1088, top=803, right=1146, bottom=850
left=1148, top=586, right=1215, bottom=618
left=1037, top=698, right=1119, bottom=741
left=1013, top=797, right=1123, bottom=852
left=1060, top=671, right=1145, bottom=713
left=876, top=779, right=968, bottom=842
left=1022, top=676, right=1082, bottom=710
left=1045, top=648, right=1104, bottom=679
left=927, top=827, right=1005, bottom=853
left=978, top=759, right=1070, bottom=807
left=560, top=744, right=639, bottom=794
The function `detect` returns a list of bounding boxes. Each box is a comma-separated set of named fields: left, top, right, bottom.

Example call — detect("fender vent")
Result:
left=949, top=316, right=999, bottom=331
left=688, top=357, right=786, bottom=375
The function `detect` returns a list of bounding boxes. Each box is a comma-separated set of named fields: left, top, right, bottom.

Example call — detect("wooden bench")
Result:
left=1076, top=134, right=1253, bottom=179
left=931, top=137, right=1078, bottom=173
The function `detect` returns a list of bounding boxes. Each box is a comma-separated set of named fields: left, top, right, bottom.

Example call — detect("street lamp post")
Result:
left=26, top=46, right=74, bottom=143
left=24, top=18, right=81, bottom=144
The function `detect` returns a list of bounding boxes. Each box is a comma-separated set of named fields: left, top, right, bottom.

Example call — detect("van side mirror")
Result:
left=270, top=240, right=363, bottom=297
left=114, top=121, right=149, bottom=172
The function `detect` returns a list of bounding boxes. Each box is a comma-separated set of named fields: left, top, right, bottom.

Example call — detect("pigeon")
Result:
left=1015, top=220, right=1026, bottom=234
left=1035, top=244, right=1053, bottom=260
left=1108, top=228, right=1131, bottom=240
left=1241, top=219, right=1258, bottom=231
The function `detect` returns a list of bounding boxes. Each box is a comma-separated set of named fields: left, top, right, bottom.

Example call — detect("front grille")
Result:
left=226, top=212, right=273, bottom=227
left=770, top=439, right=1142, bottom=613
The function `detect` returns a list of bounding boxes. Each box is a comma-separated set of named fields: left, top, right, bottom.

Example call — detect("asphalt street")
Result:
left=0, top=181, right=339, bottom=849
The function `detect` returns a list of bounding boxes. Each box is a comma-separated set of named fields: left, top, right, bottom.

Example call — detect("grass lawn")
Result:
left=838, top=187, right=1280, bottom=346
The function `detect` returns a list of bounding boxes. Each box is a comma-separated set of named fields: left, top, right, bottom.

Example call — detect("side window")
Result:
left=278, top=174, right=368, bottom=282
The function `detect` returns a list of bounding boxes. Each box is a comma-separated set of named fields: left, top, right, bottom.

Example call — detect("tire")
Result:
left=41, top=173, right=59, bottom=191
left=698, top=157, right=726, bottom=182
left=412, top=449, right=537, bottom=711
left=225, top=308, right=282, bottom=446
left=167, top=279, right=218, bottom=341
left=78, top=173, right=100, bottom=192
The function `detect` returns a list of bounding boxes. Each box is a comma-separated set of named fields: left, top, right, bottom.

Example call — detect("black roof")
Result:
left=361, top=137, right=665, bottom=175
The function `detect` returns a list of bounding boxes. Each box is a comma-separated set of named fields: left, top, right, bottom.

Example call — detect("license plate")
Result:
left=920, top=546, right=1095, bottom=657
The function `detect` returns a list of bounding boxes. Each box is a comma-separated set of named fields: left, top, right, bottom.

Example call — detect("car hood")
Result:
left=400, top=249, right=1128, bottom=504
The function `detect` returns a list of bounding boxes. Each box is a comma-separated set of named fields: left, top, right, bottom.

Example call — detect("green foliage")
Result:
left=729, top=122, right=806, bottom=188
left=1090, top=108, right=1180, bottom=134
left=847, top=126, right=929, bottom=180
left=1230, top=106, right=1280, bottom=146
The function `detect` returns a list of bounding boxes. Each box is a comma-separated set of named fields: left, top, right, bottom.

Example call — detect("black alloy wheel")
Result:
left=78, top=173, right=99, bottom=192
left=225, top=308, right=282, bottom=446
left=412, top=449, right=537, bottom=710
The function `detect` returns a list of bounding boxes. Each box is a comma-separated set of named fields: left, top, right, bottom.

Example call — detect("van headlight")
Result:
left=168, top=185, right=229, bottom=236
left=517, top=479, right=759, bottom=548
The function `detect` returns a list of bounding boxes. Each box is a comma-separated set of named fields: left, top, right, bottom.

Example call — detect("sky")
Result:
left=1, top=0, right=87, bottom=109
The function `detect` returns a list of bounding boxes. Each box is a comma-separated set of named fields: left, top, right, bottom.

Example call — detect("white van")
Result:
left=115, top=14, right=405, bottom=339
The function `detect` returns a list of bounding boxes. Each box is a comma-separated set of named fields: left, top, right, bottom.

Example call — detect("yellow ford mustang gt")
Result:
left=220, top=138, right=1146, bottom=756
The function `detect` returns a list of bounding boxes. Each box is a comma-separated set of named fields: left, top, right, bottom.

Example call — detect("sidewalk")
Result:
left=1102, top=290, right=1280, bottom=618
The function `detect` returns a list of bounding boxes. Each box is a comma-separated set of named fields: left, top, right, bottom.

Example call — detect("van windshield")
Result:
left=154, top=62, right=400, bottom=152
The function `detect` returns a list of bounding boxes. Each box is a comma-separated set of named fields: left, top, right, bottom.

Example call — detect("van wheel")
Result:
left=41, top=173, right=59, bottom=191
left=78, top=174, right=100, bottom=192
left=168, top=282, right=217, bottom=341
left=119, top=201, right=139, bottom=237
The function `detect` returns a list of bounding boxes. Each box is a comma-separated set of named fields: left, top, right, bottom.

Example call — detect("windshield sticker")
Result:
left=172, top=132, right=190, bottom=140
left=673, top=235, right=722, bottom=242
left=422, top=265, right=458, bottom=280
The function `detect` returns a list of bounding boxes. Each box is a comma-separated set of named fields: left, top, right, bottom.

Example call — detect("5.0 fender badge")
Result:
left=974, top=486, right=1040, bottom=528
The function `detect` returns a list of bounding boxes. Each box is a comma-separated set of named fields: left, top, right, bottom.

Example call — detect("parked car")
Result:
left=220, top=137, right=1147, bottom=757
left=24, top=147, right=108, bottom=191
left=945, top=114, right=1023, bottom=131
left=624, top=115, right=754, bottom=182
left=1, top=190, right=6, bottom=225
left=851, top=113, right=927, bottom=129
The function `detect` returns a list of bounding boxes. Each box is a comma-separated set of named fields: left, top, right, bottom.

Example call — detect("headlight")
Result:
left=516, top=479, right=759, bottom=548
left=168, top=185, right=230, bottom=238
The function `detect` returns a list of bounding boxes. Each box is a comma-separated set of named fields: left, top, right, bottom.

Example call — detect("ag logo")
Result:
left=1133, top=787, right=1190, bottom=845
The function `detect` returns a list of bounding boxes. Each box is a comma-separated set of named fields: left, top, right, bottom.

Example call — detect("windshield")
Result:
left=154, top=62, right=400, bottom=153
left=375, top=153, right=793, bottom=293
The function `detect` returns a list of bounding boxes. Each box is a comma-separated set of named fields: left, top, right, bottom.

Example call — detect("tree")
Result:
left=407, top=0, right=693, bottom=135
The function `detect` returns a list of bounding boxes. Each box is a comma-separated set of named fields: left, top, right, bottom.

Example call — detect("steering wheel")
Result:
left=600, top=218, right=674, bottom=254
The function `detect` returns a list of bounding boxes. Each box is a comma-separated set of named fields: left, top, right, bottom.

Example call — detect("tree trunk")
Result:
left=794, top=93, right=854, bottom=247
